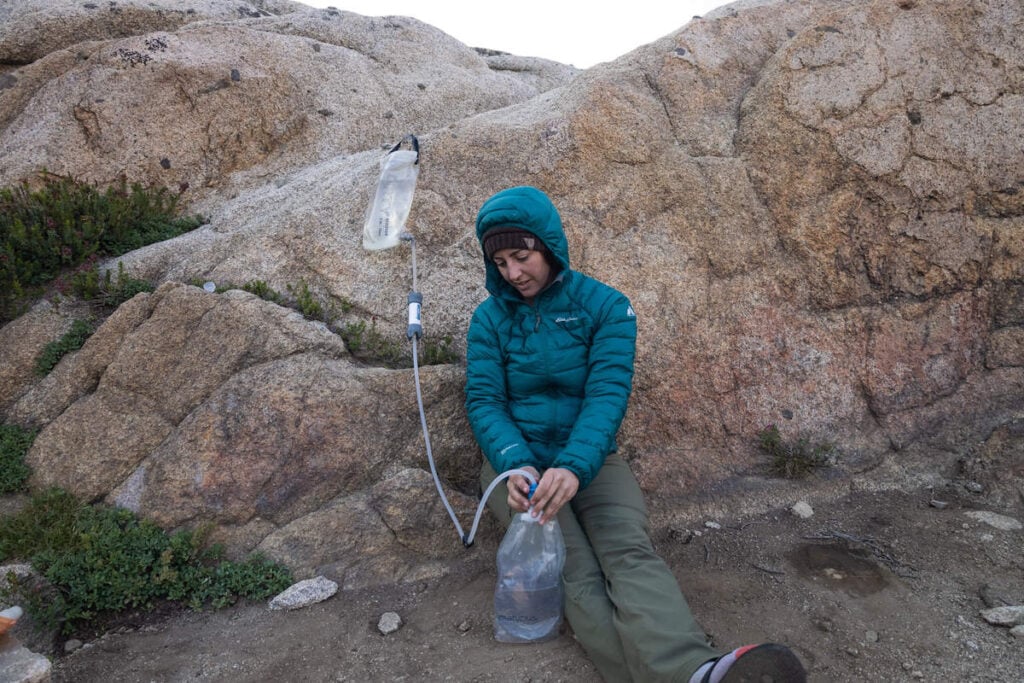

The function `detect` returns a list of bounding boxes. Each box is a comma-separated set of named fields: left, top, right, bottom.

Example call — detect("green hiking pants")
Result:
left=481, top=455, right=720, bottom=682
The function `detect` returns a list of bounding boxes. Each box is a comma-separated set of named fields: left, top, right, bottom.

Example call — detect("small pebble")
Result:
left=457, top=620, right=471, bottom=633
left=965, top=481, right=984, bottom=493
left=865, top=630, right=879, bottom=643
left=929, top=499, right=949, bottom=509
left=202, top=281, right=216, bottom=293
left=378, top=611, right=403, bottom=635
left=790, top=501, right=814, bottom=519
left=64, top=639, right=83, bottom=654
left=1010, top=625, right=1024, bottom=639
left=704, top=521, right=721, bottom=530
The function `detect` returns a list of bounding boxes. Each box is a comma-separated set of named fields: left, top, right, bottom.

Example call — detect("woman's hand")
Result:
left=530, top=468, right=579, bottom=524
left=507, top=466, right=540, bottom=514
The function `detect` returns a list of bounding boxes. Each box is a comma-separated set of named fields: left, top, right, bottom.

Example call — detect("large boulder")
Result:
left=1, top=0, right=1022, bottom=581
left=0, top=0, right=305, bottom=64
left=16, top=282, right=481, bottom=578
left=0, top=1, right=577, bottom=209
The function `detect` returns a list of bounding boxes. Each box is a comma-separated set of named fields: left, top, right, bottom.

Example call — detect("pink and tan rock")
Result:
left=2, top=0, right=1023, bottom=578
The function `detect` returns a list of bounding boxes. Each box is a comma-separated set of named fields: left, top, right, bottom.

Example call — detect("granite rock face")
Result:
left=2, top=0, right=1022, bottom=583
left=0, top=0, right=577, bottom=210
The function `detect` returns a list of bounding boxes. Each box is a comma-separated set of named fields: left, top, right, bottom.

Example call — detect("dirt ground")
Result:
left=36, top=483, right=1024, bottom=682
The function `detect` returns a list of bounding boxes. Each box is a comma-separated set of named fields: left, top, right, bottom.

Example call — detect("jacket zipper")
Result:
left=536, top=300, right=558, bottom=454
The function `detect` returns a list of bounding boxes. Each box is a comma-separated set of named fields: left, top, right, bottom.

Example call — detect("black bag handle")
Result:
left=388, top=134, right=420, bottom=164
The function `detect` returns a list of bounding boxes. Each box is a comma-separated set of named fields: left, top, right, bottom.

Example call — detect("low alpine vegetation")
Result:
left=66, top=259, right=156, bottom=309
left=0, top=488, right=292, bottom=634
left=0, top=424, right=35, bottom=494
left=34, top=319, right=95, bottom=376
left=1, top=172, right=203, bottom=324
left=757, top=424, right=833, bottom=479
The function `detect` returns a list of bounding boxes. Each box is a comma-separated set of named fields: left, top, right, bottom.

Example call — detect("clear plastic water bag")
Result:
left=362, top=138, right=419, bottom=251
left=493, top=512, right=566, bottom=643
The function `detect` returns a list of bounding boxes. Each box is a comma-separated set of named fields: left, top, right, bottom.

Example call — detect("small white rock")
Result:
left=964, top=511, right=1023, bottom=531
left=202, top=281, right=216, bottom=293
left=790, top=501, right=814, bottom=519
left=980, top=605, right=1024, bottom=627
left=268, top=576, right=338, bottom=611
left=0, top=605, right=23, bottom=620
left=704, top=521, right=721, bottom=530
left=378, top=611, right=403, bottom=635
left=1010, top=625, right=1024, bottom=639
left=0, top=644, right=51, bottom=681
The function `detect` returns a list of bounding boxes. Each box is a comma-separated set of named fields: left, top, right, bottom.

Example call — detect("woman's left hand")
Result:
left=530, top=468, right=579, bottom=524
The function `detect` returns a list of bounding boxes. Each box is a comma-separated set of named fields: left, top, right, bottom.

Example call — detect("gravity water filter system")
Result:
left=363, top=135, right=566, bottom=643
left=360, top=135, right=539, bottom=546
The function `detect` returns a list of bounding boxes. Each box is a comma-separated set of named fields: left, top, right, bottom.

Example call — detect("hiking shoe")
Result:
left=703, top=643, right=807, bottom=683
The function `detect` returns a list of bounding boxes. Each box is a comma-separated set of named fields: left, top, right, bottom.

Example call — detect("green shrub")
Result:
left=0, top=488, right=80, bottom=561
left=340, top=320, right=405, bottom=366
left=242, top=279, right=284, bottom=304
left=34, top=319, right=94, bottom=376
left=0, top=425, right=35, bottom=494
left=69, top=260, right=155, bottom=308
left=757, top=424, right=833, bottom=479
left=0, top=173, right=203, bottom=323
left=421, top=334, right=459, bottom=365
left=341, top=321, right=460, bottom=368
left=244, top=278, right=457, bottom=367
left=0, top=489, right=292, bottom=633
left=288, top=280, right=325, bottom=321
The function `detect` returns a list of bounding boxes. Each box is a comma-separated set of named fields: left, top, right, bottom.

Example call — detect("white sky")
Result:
left=297, top=1, right=730, bottom=68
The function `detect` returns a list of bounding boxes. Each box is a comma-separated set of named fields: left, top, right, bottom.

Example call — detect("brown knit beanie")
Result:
left=482, top=226, right=548, bottom=260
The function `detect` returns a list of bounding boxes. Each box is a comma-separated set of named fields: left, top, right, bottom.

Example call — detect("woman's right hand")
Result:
left=507, top=466, right=540, bottom=513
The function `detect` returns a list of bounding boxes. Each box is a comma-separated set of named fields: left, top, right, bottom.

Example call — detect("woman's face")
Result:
left=492, top=247, right=552, bottom=302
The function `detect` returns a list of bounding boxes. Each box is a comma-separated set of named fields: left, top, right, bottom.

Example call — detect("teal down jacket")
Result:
left=464, top=186, right=637, bottom=489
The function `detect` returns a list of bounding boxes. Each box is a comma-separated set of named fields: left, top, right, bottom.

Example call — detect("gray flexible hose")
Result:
left=403, top=233, right=536, bottom=547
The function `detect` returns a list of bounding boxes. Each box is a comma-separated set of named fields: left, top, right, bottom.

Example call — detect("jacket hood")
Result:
left=475, top=186, right=570, bottom=299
